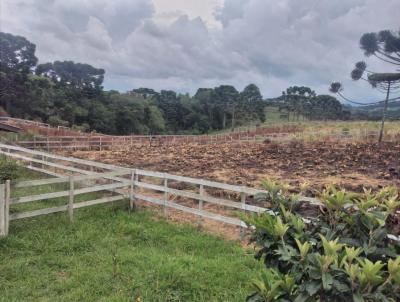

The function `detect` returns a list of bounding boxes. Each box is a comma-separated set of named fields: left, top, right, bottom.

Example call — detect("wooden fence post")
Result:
left=163, top=177, right=168, bottom=217
left=129, top=170, right=135, bottom=211
left=132, top=169, right=139, bottom=210
left=0, top=183, right=6, bottom=236
left=240, top=191, right=246, bottom=241
left=198, top=184, right=204, bottom=229
left=68, top=176, right=74, bottom=222
left=5, top=180, right=10, bottom=235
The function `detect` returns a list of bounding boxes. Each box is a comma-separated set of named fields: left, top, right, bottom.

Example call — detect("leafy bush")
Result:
left=48, top=115, right=69, bottom=127
left=243, top=181, right=400, bottom=302
left=342, top=127, right=350, bottom=136
left=0, top=155, right=20, bottom=182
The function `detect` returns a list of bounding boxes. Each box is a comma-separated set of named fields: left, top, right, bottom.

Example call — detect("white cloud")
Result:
left=1, top=0, right=399, bottom=102
left=152, top=0, right=223, bottom=28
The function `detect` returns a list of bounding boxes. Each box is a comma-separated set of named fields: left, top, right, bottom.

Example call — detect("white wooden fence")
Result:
left=0, top=143, right=398, bottom=242
left=12, top=130, right=391, bottom=151
left=0, top=143, right=280, bottom=238
left=13, top=133, right=293, bottom=151
left=0, top=170, right=130, bottom=236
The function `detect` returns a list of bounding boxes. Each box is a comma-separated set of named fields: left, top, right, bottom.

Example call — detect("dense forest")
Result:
left=0, top=32, right=350, bottom=135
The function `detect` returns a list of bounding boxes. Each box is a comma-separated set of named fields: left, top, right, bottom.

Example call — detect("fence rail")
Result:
left=0, top=143, right=398, bottom=242
left=0, top=169, right=130, bottom=231
left=12, top=130, right=396, bottom=151
left=3, top=116, right=400, bottom=151
left=0, top=143, right=275, bottom=237
left=13, top=133, right=291, bottom=150
left=0, top=117, right=87, bottom=137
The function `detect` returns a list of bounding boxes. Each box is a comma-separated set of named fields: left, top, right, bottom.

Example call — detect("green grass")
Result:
left=0, top=168, right=262, bottom=302
left=206, top=106, right=400, bottom=136
left=262, top=106, right=400, bottom=136
left=8, top=166, right=105, bottom=213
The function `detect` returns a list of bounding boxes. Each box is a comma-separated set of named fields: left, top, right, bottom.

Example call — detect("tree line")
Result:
left=0, top=32, right=350, bottom=135
left=277, top=86, right=350, bottom=121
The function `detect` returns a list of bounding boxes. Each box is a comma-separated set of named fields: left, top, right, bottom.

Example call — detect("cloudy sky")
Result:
left=1, top=0, right=399, bottom=101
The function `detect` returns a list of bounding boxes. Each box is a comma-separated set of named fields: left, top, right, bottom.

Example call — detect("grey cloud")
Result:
left=52, top=0, right=154, bottom=40
left=216, top=0, right=400, bottom=97
left=214, top=0, right=246, bottom=27
left=1, top=0, right=400, bottom=101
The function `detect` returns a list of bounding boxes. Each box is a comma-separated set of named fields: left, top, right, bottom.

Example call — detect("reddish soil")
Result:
left=66, top=140, right=400, bottom=194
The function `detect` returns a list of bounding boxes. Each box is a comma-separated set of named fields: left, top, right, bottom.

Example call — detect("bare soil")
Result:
left=65, top=140, right=400, bottom=194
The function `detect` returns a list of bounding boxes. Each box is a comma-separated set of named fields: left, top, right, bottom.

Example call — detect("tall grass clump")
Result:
left=0, top=155, right=20, bottom=182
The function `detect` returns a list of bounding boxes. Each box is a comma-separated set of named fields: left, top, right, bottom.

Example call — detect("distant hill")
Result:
left=349, top=100, right=400, bottom=120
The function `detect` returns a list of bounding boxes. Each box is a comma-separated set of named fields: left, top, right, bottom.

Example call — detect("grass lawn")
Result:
left=204, top=106, right=400, bottom=137
left=0, top=168, right=262, bottom=302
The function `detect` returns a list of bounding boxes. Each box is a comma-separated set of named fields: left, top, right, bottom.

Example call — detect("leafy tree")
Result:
left=36, top=60, right=105, bottom=98
left=21, top=75, right=54, bottom=120
left=239, top=84, right=266, bottom=124
left=313, top=95, right=344, bottom=120
left=1, top=32, right=270, bottom=135
left=87, top=101, right=116, bottom=134
left=0, top=31, right=356, bottom=136
left=281, top=86, right=316, bottom=121
left=212, top=85, right=239, bottom=129
left=155, top=90, right=181, bottom=132
left=145, top=105, right=165, bottom=134
left=0, top=32, right=38, bottom=113
left=48, top=115, right=69, bottom=127
left=277, top=87, right=347, bottom=121
left=129, top=87, right=158, bottom=99
left=194, top=88, right=216, bottom=128
left=359, top=30, right=400, bottom=66
left=106, top=93, right=165, bottom=135
left=185, top=98, right=211, bottom=133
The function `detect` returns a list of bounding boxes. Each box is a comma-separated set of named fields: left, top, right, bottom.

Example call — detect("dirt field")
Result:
left=66, top=140, right=400, bottom=195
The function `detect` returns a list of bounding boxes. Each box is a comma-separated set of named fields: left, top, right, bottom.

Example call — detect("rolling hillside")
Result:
left=348, top=100, right=400, bottom=120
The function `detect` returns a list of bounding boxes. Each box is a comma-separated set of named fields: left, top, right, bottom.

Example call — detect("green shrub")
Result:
left=0, top=155, right=20, bottom=182
left=243, top=182, right=400, bottom=302
left=342, top=127, right=350, bottom=136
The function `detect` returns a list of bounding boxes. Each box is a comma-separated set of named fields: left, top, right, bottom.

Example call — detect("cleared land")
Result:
left=67, top=140, right=400, bottom=194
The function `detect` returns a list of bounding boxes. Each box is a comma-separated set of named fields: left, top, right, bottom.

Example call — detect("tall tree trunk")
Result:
left=222, top=112, right=226, bottom=129
left=379, top=81, right=391, bottom=143
left=208, top=108, right=213, bottom=125
left=231, top=106, right=235, bottom=131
